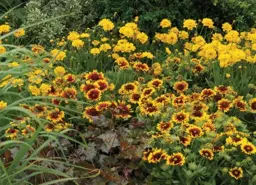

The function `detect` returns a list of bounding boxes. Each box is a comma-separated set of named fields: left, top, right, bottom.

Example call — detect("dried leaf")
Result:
left=84, top=142, right=97, bottom=161
left=98, top=131, right=120, bottom=153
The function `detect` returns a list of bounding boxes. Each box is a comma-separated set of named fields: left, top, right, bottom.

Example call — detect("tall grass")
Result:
left=0, top=7, right=98, bottom=185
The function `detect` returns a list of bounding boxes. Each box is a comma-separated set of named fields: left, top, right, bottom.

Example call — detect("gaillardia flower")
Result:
left=229, top=167, right=243, bottom=180
left=166, top=152, right=185, bottom=166
left=147, top=148, right=167, bottom=163
left=241, top=142, right=256, bottom=155
left=173, top=81, right=189, bottom=93
left=47, top=108, right=65, bottom=123
left=86, top=88, right=102, bottom=101
left=199, top=149, right=214, bottom=160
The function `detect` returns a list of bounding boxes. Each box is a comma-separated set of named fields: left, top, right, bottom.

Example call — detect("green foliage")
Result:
left=92, top=0, right=256, bottom=34
left=22, top=0, right=97, bottom=43
left=0, top=0, right=28, bottom=28
left=4, top=0, right=256, bottom=43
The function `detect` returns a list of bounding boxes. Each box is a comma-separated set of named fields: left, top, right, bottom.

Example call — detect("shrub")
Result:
left=22, top=0, right=97, bottom=43
left=92, top=0, right=256, bottom=34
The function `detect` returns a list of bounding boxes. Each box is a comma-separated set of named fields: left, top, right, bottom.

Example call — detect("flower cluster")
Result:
left=140, top=82, right=256, bottom=181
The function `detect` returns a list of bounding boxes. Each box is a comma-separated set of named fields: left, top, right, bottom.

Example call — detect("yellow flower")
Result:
left=57, top=40, right=66, bottom=46
left=224, top=30, right=240, bottom=43
left=165, top=47, right=171, bottom=54
left=14, top=28, right=25, bottom=37
left=90, top=48, right=100, bottom=55
left=40, top=83, right=51, bottom=95
left=99, top=43, right=111, bottom=52
left=0, top=100, right=7, bottom=110
left=183, top=19, right=197, bottom=30
left=226, top=73, right=231, bottom=78
left=152, top=63, right=163, bottom=76
left=202, top=18, right=214, bottom=28
left=67, top=31, right=80, bottom=41
left=98, top=19, right=114, bottom=31
left=0, top=24, right=11, bottom=34
left=212, top=33, right=223, bottom=41
left=101, top=37, right=109, bottom=42
left=11, top=78, right=24, bottom=87
left=136, top=32, right=148, bottom=44
left=80, top=33, right=90, bottom=38
left=50, top=49, right=66, bottom=61
left=160, top=19, right=171, bottom=28
left=8, top=61, right=19, bottom=68
left=109, top=83, right=115, bottom=91
left=218, top=54, right=231, bottom=68
left=54, top=66, right=66, bottom=76
left=179, top=31, right=189, bottom=40
left=222, top=22, right=232, bottom=32
left=134, top=16, right=139, bottom=22
left=32, top=44, right=45, bottom=54
left=0, top=45, right=6, bottom=54
left=92, top=40, right=100, bottom=46
left=72, top=39, right=84, bottom=49
left=28, top=85, right=41, bottom=96
left=119, top=26, right=134, bottom=38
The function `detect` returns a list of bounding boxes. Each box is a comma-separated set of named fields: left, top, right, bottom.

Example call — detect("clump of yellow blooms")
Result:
left=113, top=39, right=136, bottom=53
left=119, top=22, right=148, bottom=44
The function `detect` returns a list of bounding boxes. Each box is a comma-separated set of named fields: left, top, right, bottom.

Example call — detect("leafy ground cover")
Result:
left=0, top=12, right=256, bottom=185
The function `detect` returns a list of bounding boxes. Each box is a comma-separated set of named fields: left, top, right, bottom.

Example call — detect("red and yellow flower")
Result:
left=229, top=167, right=243, bottom=180
left=95, top=101, right=111, bottom=111
left=172, top=111, right=189, bottom=124
left=83, top=106, right=101, bottom=122
left=156, top=121, right=173, bottom=132
left=240, top=142, right=256, bottom=155
left=47, top=108, right=65, bottom=123
left=249, top=98, right=256, bottom=113
left=179, top=136, right=192, bottom=147
left=85, top=88, right=102, bottom=101
left=173, top=81, right=189, bottom=93
left=166, top=152, right=185, bottom=166
left=199, top=149, right=214, bottom=160
left=147, top=148, right=167, bottom=163
left=84, top=70, right=105, bottom=81
left=217, top=98, right=233, bottom=112
left=147, top=79, right=163, bottom=89
left=5, top=128, right=19, bottom=139
left=186, top=125, right=204, bottom=138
